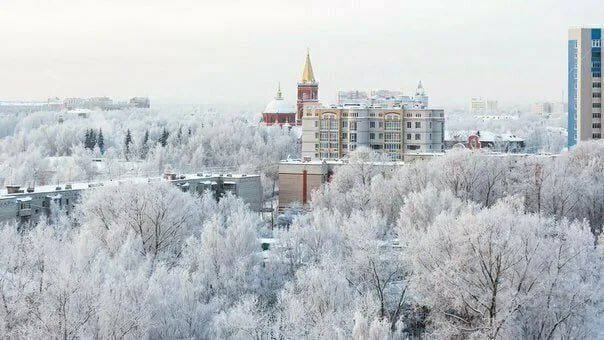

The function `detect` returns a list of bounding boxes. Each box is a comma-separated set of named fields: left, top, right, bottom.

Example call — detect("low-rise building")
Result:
left=445, top=130, right=525, bottom=153
left=278, top=158, right=422, bottom=211
left=0, top=172, right=262, bottom=225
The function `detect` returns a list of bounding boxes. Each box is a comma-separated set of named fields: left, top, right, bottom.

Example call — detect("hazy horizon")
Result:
left=1, top=0, right=603, bottom=112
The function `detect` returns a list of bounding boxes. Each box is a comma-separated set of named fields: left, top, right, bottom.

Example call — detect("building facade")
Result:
left=301, top=105, right=445, bottom=160
left=0, top=172, right=263, bottom=225
left=469, top=98, right=498, bottom=114
left=568, top=27, right=602, bottom=148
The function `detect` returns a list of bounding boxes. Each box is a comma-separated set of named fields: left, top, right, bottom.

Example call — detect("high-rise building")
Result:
left=568, top=28, right=602, bottom=147
left=296, top=49, right=319, bottom=124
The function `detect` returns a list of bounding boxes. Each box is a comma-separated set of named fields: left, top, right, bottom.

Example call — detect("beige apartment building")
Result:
left=301, top=105, right=445, bottom=160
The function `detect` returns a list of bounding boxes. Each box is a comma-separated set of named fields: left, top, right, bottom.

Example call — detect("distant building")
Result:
left=531, top=102, right=553, bottom=115
left=531, top=102, right=568, bottom=115
left=445, top=130, right=525, bottom=153
left=469, top=98, right=498, bottom=114
left=568, top=27, right=602, bottom=147
left=0, top=99, right=64, bottom=113
left=262, top=84, right=296, bottom=126
left=337, top=83, right=428, bottom=109
left=337, top=90, right=369, bottom=105
left=64, top=96, right=150, bottom=110
left=130, top=97, right=150, bottom=108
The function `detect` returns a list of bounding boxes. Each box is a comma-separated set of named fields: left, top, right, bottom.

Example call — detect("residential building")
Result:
left=445, top=130, right=525, bottom=153
left=301, top=105, right=445, bottom=160
left=0, top=172, right=263, bottom=225
left=469, top=98, right=498, bottom=114
left=568, top=27, right=602, bottom=147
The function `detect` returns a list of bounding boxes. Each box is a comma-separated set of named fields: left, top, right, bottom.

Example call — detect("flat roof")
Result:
left=0, top=172, right=260, bottom=199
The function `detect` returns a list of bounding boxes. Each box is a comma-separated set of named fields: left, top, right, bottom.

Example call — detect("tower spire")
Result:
left=301, top=48, right=316, bottom=83
left=275, top=82, right=283, bottom=100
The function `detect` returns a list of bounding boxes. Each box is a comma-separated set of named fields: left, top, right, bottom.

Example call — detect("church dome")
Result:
left=264, top=84, right=296, bottom=114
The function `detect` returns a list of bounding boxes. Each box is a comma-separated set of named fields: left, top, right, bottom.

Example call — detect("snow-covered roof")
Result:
left=445, top=130, right=525, bottom=143
left=264, top=98, right=296, bottom=114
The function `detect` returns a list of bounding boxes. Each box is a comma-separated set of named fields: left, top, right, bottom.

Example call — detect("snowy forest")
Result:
left=0, top=109, right=298, bottom=195
left=0, top=105, right=602, bottom=338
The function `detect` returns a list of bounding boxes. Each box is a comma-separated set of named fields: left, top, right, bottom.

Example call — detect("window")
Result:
left=315, top=121, right=318, bottom=127
left=406, top=122, right=412, bottom=128
left=415, top=133, right=421, bottom=140
left=406, top=145, right=420, bottom=150
left=342, top=132, right=348, bottom=139
left=593, top=122, right=601, bottom=129
left=429, top=122, right=432, bottom=128
left=350, top=122, right=357, bottom=130
left=594, top=113, right=602, bottom=118
left=415, top=113, right=421, bottom=117
left=379, top=122, right=383, bottom=128
left=593, top=72, right=601, bottom=78
left=593, top=92, right=601, bottom=98
left=593, top=39, right=601, bottom=48
left=594, top=61, right=602, bottom=68
left=379, top=133, right=383, bottom=139
left=370, top=133, right=375, bottom=140
left=342, top=120, right=347, bottom=127
left=350, top=133, right=357, bottom=142
left=385, top=121, right=401, bottom=130
left=593, top=133, right=602, bottom=138
left=594, top=103, right=602, bottom=108
left=406, top=133, right=411, bottom=140
left=315, top=133, right=319, bottom=139
left=593, top=82, right=602, bottom=89
left=370, top=122, right=375, bottom=128
left=415, top=122, right=421, bottom=128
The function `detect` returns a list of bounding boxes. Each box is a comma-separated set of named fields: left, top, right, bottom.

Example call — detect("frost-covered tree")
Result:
left=400, top=193, right=603, bottom=339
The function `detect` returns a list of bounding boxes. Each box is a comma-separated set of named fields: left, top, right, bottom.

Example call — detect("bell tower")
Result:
left=296, top=49, right=319, bottom=125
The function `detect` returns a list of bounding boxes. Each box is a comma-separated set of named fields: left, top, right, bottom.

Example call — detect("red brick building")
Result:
left=262, top=84, right=296, bottom=126
left=296, top=49, right=318, bottom=124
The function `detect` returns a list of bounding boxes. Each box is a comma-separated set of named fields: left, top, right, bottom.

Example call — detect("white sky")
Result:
left=0, top=0, right=602, bottom=110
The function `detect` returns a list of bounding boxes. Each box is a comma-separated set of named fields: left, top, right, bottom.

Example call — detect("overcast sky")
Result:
left=1, top=0, right=602, bottom=111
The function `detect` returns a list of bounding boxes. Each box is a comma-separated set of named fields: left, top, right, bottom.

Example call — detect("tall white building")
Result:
left=568, top=27, right=603, bottom=147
